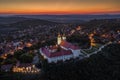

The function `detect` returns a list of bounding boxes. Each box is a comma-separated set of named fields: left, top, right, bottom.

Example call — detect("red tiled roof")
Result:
left=60, top=40, right=79, bottom=50
left=50, top=49, right=72, bottom=57
left=41, top=47, right=72, bottom=58
left=49, top=45, right=58, bottom=50
left=41, top=41, right=80, bottom=58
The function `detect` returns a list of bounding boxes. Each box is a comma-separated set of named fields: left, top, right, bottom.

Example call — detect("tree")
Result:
left=14, top=50, right=25, bottom=60
left=41, top=43, right=120, bottom=80
left=67, top=34, right=90, bottom=48
left=102, top=43, right=120, bottom=61
left=19, top=54, right=33, bottom=63
left=3, top=58, right=17, bottom=64
left=6, top=54, right=13, bottom=59
left=0, top=57, right=4, bottom=65
left=0, top=57, right=4, bottom=63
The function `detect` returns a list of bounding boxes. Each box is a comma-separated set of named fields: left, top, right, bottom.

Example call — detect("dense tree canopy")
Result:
left=67, top=34, right=90, bottom=48
left=1, top=43, right=120, bottom=80
left=3, top=58, right=17, bottom=64
left=19, top=54, right=34, bottom=63
left=41, top=43, right=120, bottom=80
left=14, top=50, right=25, bottom=60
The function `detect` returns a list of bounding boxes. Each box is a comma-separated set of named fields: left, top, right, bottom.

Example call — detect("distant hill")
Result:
left=16, top=15, right=86, bottom=24
left=1, top=14, right=120, bottom=24
left=16, top=14, right=120, bottom=23
left=0, top=18, right=58, bottom=33
left=7, top=19, right=58, bottom=29
left=81, top=18, right=120, bottom=31
left=0, top=17, right=33, bottom=24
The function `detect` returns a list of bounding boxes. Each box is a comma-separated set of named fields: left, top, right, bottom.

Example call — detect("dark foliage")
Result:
left=43, top=43, right=120, bottom=80
left=1, top=44, right=120, bottom=80
left=67, top=34, right=90, bottom=48
left=19, top=54, right=33, bottom=63
left=14, top=50, right=25, bottom=60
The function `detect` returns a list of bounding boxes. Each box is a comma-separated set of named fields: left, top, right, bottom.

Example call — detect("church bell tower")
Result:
left=62, top=34, right=66, bottom=40
left=57, top=33, right=62, bottom=45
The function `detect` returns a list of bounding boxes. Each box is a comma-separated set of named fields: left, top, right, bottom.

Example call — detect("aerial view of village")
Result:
left=0, top=0, right=120, bottom=80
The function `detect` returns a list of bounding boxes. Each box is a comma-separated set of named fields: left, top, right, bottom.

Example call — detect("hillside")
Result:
left=0, top=17, right=33, bottom=24
left=8, top=19, right=58, bottom=28
left=0, top=19, right=59, bottom=34
left=18, top=14, right=120, bottom=21
left=42, top=43, right=120, bottom=80
left=2, top=43, right=119, bottom=80
left=81, top=18, right=120, bottom=32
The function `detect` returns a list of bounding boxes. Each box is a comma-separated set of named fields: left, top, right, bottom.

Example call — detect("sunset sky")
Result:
left=0, top=0, right=120, bottom=14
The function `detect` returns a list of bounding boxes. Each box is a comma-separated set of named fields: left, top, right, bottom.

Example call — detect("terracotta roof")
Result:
left=41, top=40, right=80, bottom=58
left=41, top=47, right=72, bottom=58
left=50, top=49, right=72, bottom=57
left=60, top=40, right=79, bottom=50
left=49, top=45, right=58, bottom=50
left=41, top=48, right=50, bottom=57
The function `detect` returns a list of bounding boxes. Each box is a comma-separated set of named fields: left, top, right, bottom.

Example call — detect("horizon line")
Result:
left=0, top=13, right=120, bottom=15
left=0, top=10, right=120, bottom=15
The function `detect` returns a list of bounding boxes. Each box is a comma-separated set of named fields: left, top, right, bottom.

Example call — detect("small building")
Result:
left=12, top=63, right=40, bottom=73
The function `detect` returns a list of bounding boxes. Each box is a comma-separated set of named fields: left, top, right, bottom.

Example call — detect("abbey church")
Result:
left=39, top=34, right=84, bottom=63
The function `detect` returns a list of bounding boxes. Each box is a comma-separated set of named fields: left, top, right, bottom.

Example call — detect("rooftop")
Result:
left=60, top=40, right=80, bottom=50
left=41, top=47, right=72, bottom=58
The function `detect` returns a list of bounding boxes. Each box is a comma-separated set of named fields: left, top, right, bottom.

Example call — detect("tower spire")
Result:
left=57, top=33, right=62, bottom=45
left=62, top=33, right=66, bottom=40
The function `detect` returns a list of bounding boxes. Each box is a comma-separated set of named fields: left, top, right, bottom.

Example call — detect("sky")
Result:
left=0, top=0, right=120, bottom=14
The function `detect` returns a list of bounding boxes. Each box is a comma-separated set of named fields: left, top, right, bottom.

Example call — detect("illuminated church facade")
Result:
left=39, top=34, right=84, bottom=63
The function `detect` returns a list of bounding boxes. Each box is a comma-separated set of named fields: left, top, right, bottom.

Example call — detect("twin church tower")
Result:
left=57, top=34, right=66, bottom=45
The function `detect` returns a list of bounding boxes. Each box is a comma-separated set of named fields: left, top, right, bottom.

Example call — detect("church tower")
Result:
left=62, top=34, right=66, bottom=40
left=57, top=33, right=62, bottom=45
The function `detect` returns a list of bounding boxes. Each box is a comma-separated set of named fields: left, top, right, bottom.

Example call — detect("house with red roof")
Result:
left=39, top=34, right=84, bottom=63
